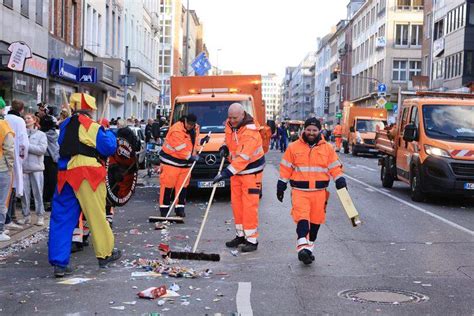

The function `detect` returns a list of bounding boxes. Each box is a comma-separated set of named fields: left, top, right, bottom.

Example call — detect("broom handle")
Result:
left=164, top=131, right=211, bottom=219
left=192, top=157, right=226, bottom=253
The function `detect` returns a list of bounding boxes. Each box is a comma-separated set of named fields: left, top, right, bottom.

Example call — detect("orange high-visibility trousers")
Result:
left=230, top=173, right=263, bottom=244
left=159, top=164, right=191, bottom=215
left=291, top=189, right=329, bottom=224
left=335, top=137, right=342, bottom=151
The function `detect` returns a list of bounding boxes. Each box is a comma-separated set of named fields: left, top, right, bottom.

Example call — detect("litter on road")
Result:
left=57, top=277, right=93, bottom=285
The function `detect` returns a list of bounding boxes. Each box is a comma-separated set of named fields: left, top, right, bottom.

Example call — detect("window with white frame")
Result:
left=410, top=25, right=422, bottom=46
left=395, top=24, right=409, bottom=46
left=446, top=4, right=466, bottom=35
left=409, top=61, right=422, bottom=79
left=393, top=60, right=407, bottom=81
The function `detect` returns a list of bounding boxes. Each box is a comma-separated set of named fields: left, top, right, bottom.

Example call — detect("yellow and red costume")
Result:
left=48, top=93, right=117, bottom=268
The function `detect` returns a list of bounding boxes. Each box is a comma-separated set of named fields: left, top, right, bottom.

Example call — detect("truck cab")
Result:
left=169, top=75, right=269, bottom=191
left=377, top=94, right=474, bottom=201
left=341, top=106, right=387, bottom=155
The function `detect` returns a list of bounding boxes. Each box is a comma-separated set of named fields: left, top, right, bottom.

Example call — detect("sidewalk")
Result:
left=0, top=212, right=50, bottom=250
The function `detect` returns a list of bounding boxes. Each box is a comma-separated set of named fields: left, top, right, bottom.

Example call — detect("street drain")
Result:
left=338, top=289, right=429, bottom=305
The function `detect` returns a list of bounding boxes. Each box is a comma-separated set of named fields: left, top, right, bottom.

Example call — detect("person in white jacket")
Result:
left=18, top=114, right=47, bottom=226
left=5, top=100, right=28, bottom=229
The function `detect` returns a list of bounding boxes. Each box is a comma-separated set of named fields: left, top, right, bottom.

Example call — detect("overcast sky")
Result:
left=188, top=0, right=348, bottom=78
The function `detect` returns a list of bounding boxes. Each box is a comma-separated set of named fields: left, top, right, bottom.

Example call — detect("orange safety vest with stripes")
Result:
left=224, top=114, right=265, bottom=176
left=159, top=121, right=199, bottom=168
left=334, top=124, right=342, bottom=137
left=279, top=137, right=343, bottom=191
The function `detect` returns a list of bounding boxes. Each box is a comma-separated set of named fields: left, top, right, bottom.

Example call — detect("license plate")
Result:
left=464, top=183, right=474, bottom=190
left=369, top=149, right=379, bottom=152
left=198, top=181, right=225, bottom=188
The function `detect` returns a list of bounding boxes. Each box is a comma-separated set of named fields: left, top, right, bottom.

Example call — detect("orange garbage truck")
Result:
left=341, top=105, right=387, bottom=155
left=169, top=75, right=271, bottom=190
left=375, top=91, right=474, bottom=202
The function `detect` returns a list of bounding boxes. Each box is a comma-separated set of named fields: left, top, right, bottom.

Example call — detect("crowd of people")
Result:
left=0, top=96, right=166, bottom=245
left=270, top=122, right=335, bottom=152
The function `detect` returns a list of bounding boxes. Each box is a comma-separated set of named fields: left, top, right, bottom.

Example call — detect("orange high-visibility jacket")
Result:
left=225, top=113, right=265, bottom=175
left=279, top=137, right=343, bottom=190
left=334, top=124, right=342, bottom=137
left=159, top=121, right=199, bottom=168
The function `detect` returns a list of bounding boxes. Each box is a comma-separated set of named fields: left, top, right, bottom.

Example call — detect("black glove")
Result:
left=335, top=177, right=347, bottom=190
left=219, top=145, right=229, bottom=158
left=212, top=168, right=232, bottom=184
left=200, top=135, right=210, bottom=146
left=276, top=180, right=287, bottom=203
left=189, top=155, right=200, bottom=162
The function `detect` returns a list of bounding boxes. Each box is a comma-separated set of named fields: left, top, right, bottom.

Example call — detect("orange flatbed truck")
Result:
left=375, top=91, right=474, bottom=201
left=169, top=75, right=270, bottom=190
left=341, top=105, right=387, bottom=155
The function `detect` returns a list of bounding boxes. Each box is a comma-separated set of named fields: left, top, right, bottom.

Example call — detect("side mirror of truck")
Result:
left=403, top=124, right=418, bottom=142
left=350, top=126, right=355, bottom=133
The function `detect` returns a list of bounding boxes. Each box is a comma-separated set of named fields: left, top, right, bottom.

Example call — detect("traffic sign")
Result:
left=377, top=83, right=387, bottom=96
left=336, top=112, right=342, bottom=119
left=376, top=97, right=387, bottom=108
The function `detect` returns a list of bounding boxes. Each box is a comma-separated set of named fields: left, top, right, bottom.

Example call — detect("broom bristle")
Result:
left=170, top=251, right=220, bottom=262
left=148, top=216, right=185, bottom=223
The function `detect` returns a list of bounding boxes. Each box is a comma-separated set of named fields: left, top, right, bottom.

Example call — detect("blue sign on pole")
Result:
left=191, top=52, right=211, bottom=76
left=378, top=83, right=387, bottom=93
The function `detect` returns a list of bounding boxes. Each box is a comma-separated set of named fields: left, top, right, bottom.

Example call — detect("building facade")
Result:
left=314, top=33, right=334, bottom=121
left=350, top=0, right=424, bottom=121
left=261, top=73, right=281, bottom=121
left=427, top=0, right=474, bottom=91
left=0, top=0, right=49, bottom=112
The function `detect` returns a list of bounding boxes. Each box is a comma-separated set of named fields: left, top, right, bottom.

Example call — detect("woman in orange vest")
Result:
left=277, top=118, right=346, bottom=264
left=158, top=114, right=204, bottom=218
left=213, top=103, right=265, bottom=252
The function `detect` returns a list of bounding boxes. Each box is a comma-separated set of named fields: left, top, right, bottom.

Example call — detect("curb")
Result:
left=0, top=214, right=50, bottom=250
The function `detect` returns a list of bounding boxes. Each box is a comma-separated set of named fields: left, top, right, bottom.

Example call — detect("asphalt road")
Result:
left=0, top=149, right=473, bottom=315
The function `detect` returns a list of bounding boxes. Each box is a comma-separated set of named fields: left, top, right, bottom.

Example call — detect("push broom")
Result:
left=168, top=158, right=225, bottom=261
left=148, top=131, right=212, bottom=224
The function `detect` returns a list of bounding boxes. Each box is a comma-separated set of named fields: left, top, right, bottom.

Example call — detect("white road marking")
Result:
left=365, top=187, right=375, bottom=192
left=356, top=164, right=377, bottom=172
left=345, top=174, right=474, bottom=237
left=236, top=282, right=253, bottom=316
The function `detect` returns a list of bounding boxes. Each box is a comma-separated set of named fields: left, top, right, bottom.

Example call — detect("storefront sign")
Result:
left=324, top=86, right=330, bottom=114
left=433, top=38, right=444, bottom=57
left=24, top=55, right=48, bottom=79
left=50, top=58, right=97, bottom=83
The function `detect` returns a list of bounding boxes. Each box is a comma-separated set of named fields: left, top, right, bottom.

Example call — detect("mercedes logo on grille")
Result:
left=205, top=154, right=217, bottom=166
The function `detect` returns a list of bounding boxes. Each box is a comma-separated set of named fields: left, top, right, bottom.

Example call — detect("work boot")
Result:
left=54, top=265, right=73, bottom=278
left=71, top=242, right=84, bottom=253
left=98, top=249, right=122, bottom=268
left=298, top=249, right=313, bottom=265
left=241, top=241, right=258, bottom=253
left=225, top=236, right=246, bottom=248
left=175, top=209, right=185, bottom=218
left=160, top=209, right=168, bottom=217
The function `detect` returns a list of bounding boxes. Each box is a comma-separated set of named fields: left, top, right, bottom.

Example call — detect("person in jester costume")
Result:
left=48, top=93, right=121, bottom=277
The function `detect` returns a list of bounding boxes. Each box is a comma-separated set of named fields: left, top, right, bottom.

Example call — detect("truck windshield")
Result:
left=423, top=105, right=474, bottom=142
left=173, top=100, right=253, bottom=133
left=356, top=119, right=386, bottom=132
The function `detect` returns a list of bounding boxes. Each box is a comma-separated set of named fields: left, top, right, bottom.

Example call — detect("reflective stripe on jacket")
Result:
left=224, top=113, right=265, bottom=175
left=333, top=125, right=342, bottom=137
left=279, top=137, right=343, bottom=191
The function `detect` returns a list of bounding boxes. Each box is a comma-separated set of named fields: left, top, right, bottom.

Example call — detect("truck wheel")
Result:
left=410, top=165, right=425, bottom=202
left=381, top=158, right=394, bottom=188
left=351, top=145, right=358, bottom=156
left=343, top=141, right=349, bottom=154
